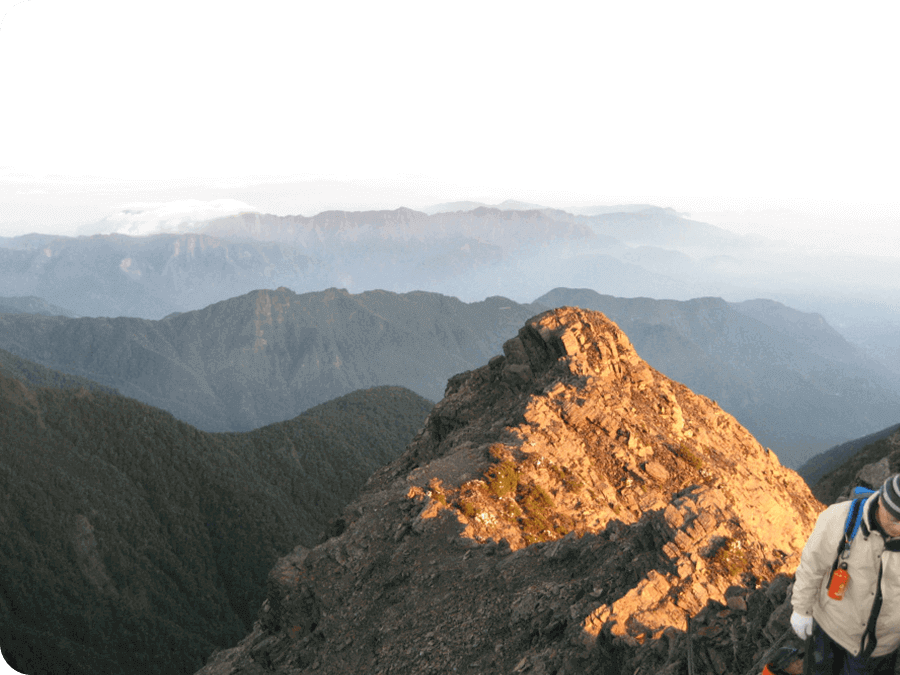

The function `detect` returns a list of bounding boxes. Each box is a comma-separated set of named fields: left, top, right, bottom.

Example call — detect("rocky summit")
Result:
left=196, top=307, right=823, bottom=675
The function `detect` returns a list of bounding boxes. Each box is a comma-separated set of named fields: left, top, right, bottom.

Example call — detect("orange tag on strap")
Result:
left=828, top=566, right=850, bottom=600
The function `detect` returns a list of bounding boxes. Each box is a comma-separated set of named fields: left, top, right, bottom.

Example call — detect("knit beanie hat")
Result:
left=880, top=474, right=900, bottom=521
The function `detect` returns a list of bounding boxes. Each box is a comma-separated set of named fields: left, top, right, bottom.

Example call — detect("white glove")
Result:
left=790, top=612, right=813, bottom=639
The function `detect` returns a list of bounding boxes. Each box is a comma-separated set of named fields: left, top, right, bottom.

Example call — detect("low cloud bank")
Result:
left=82, top=199, right=255, bottom=236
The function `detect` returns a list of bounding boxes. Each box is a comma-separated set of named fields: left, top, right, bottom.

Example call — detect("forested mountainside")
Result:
left=0, top=287, right=541, bottom=432
left=0, top=362, right=431, bottom=675
left=0, top=346, right=119, bottom=394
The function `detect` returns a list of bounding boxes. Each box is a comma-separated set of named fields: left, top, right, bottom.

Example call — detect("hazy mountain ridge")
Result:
left=0, top=294, right=77, bottom=317
left=0, top=231, right=318, bottom=318
left=0, top=205, right=769, bottom=319
left=200, top=206, right=597, bottom=246
left=0, top=360, right=432, bottom=675
left=5, top=205, right=898, bottom=355
left=580, top=207, right=750, bottom=251
left=195, top=307, right=823, bottom=675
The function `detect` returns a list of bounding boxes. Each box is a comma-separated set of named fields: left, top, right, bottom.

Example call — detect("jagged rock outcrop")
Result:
left=196, top=307, right=823, bottom=675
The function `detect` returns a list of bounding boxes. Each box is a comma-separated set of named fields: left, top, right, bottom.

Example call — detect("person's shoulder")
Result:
left=815, top=499, right=853, bottom=530
left=822, top=499, right=853, bottom=516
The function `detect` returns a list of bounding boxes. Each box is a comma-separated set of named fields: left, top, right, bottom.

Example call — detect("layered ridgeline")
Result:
left=0, top=287, right=543, bottom=433
left=197, top=307, right=823, bottom=675
left=0, top=363, right=431, bottom=675
left=538, top=288, right=900, bottom=465
left=0, top=206, right=732, bottom=318
left=6, top=205, right=899, bottom=347
left=1, top=287, right=894, bottom=467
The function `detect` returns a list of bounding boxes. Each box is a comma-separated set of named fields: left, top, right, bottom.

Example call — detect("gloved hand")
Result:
left=790, top=612, right=814, bottom=639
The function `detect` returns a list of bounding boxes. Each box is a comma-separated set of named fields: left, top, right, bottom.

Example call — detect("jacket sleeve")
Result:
left=791, top=502, right=848, bottom=616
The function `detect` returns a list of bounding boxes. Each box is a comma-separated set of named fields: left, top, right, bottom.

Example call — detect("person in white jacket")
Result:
left=790, top=474, right=900, bottom=675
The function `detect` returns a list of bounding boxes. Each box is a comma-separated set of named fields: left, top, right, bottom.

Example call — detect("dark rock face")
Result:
left=196, top=308, right=823, bottom=675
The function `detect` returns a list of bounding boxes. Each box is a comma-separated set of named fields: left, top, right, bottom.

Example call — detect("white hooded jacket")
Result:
left=792, top=493, right=900, bottom=658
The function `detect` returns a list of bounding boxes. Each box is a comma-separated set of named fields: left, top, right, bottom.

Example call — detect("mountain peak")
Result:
left=376, top=307, right=818, bottom=551
left=199, top=307, right=823, bottom=675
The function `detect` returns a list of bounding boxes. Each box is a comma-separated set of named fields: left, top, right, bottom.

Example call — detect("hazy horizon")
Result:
left=1, top=174, right=897, bottom=260
left=1, top=1, right=898, bottom=259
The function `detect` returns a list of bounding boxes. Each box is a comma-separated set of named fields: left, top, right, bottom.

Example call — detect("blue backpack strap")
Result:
left=833, top=489, right=877, bottom=574
left=844, top=488, right=876, bottom=543
left=845, top=498, right=866, bottom=542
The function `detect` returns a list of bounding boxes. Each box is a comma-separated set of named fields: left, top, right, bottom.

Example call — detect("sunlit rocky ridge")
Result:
left=197, top=307, right=823, bottom=675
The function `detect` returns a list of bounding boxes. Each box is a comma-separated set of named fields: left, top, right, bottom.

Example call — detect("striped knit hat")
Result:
left=880, top=474, right=900, bottom=521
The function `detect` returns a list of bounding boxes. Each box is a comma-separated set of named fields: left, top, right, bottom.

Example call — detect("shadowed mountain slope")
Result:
left=809, top=426, right=900, bottom=505
left=536, top=288, right=900, bottom=467
left=0, top=287, right=543, bottom=432
left=798, top=421, right=900, bottom=489
left=0, top=363, right=431, bottom=675
left=196, top=307, right=822, bottom=675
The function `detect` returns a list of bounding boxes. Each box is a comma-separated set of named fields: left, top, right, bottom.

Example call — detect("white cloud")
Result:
left=87, top=199, right=255, bottom=236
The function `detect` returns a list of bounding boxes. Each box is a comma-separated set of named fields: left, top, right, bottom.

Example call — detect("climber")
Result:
left=790, top=474, right=900, bottom=675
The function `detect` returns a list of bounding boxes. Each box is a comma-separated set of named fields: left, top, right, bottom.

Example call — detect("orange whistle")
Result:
left=828, top=566, right=850, bottom=600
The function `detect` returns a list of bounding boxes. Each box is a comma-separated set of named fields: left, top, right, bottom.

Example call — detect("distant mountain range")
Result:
left=4, top=203, right=899, bottom=377
left=4, top=205, right=898, bottom=367
left=0, top=287, right=896, bottom=467
left=0, top=353, right=432, bottom=675
left=0, top=231, right=317, bottom=319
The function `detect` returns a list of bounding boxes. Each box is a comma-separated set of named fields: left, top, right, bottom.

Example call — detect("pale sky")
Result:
left=1, top=0, right=899, bottom=253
